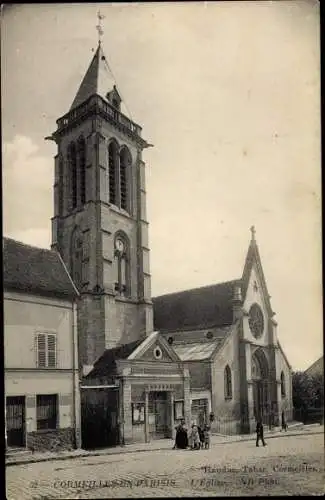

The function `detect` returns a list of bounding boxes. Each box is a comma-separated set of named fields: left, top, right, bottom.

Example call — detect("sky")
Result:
left=2, top=1, right=322, bottom=371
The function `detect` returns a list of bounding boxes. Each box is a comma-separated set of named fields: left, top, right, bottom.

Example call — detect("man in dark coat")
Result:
left=281, top=412, right=288, bottom=431
left=256, top=419, right=266, bottom=447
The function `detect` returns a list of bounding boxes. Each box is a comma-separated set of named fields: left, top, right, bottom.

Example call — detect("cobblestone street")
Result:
left=6, top=433, right=324, bottom=498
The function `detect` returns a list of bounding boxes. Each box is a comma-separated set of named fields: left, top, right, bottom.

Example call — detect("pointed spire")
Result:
left=70, top=43, right=115, bottom=111
left=70, top=28, right=130, bottom=117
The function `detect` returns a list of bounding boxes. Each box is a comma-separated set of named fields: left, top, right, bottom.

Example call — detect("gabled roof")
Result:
left=305, top=356, right=323, bottom=377
left=152, top=280, right=239, bottom=332
left=85, top=337, right=146, bottom=379
left=127, top=331, right=180, bottom=362
left=70, top=42, right=130, bottom=117
left=3, top=237, right=78, bottom=299
left=241, top=231, right=273, bottom=315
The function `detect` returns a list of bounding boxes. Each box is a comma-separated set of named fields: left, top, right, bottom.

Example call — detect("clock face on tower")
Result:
left=248, top=303, right=264, bottom=338
left=115, top=238, right=125, bottom=253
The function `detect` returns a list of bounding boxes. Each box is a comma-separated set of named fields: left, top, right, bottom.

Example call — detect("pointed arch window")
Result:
left=68, top=142, right=77, bottom=210
left=78, top=136, right=86, bottom=205
left=71, top=227, right=83, bottom=290
left=114, top=233, right=130, bottom=297
left=280, top=371, right=285, bottom=398
left=120, top=146, right=131, bottom=211
left=224, top=365, right=232, bottom=400
left=108, top=140, right=118, bottom=205
left=108, top=142, right=131, bottom=212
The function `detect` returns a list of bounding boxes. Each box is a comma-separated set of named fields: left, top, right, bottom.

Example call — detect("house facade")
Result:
left=4, top=238, right=81, bottom=451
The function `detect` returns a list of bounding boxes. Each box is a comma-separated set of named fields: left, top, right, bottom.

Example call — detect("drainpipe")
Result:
left=72, top=300, right=81, bottom=449
left=5, top=404, right=7, bottom=452
left=119, top=377, right=125, bottom=446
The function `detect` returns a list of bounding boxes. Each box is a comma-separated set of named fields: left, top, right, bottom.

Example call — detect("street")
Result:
left=6, top=433, right=324, bottom=498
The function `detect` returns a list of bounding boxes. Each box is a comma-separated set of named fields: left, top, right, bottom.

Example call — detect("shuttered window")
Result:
left=36, top=333, right=57, bottom=368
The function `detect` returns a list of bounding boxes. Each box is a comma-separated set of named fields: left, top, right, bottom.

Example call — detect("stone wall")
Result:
left=27, top=428, right=75, bottom=452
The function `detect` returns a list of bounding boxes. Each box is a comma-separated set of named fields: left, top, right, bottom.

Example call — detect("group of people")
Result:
left=173, top=420, right=211, bottom=450
left=174, top=413, right=288, bottom=450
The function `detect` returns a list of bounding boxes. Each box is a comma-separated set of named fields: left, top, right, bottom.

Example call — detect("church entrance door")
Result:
left=251, top=350, right=270, bottom=425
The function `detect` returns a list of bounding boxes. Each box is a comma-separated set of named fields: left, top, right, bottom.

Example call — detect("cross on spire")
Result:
left=96, top=10, right=105, bottom=45
left=250, top=225, right=256, bottom=241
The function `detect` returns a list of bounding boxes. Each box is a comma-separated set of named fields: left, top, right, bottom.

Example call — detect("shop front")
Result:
left=118, top=364, right=191, bottom=444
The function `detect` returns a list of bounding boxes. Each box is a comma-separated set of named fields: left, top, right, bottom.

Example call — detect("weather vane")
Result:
left=96, top=10, right=105, bottom=45
left=250, top=225, right=256, bottom=240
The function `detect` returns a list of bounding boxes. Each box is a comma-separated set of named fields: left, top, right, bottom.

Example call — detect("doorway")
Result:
left=6, top=396, right=26, bottom=448
left=252, top=349, right=270, bottom=425
left=148, top=391, right=169, bottom=438
left=191, top=399, right=208, bottom=428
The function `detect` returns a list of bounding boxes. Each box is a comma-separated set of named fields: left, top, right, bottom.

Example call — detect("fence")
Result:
left=293, top=406, right=324, bottom=425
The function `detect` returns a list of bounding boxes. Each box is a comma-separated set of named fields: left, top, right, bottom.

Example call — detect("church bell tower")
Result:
left=49, top=36, right=153, bottom=374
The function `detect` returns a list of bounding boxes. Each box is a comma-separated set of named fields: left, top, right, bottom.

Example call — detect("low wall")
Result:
left=27, top=428, right=75, bottom=452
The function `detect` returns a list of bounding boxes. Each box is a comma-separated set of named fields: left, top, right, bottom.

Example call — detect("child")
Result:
left=190, top=424, right=201, bottom=450
left=198, top=426, right=205, bottom=449
left=203, top=424, right=211, bottom=449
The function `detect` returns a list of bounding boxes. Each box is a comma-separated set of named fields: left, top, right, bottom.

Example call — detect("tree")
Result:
left=292, top=371, right=324, bottom=409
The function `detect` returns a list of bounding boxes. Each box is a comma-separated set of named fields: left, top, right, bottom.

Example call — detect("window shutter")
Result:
left=37, top=334, right=46, bottom=368
left=47, top=334, right=57, bottom=368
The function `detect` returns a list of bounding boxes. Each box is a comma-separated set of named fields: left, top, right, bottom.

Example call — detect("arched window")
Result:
left=224, top=365, right=232, bottom=400
left=71, top=227, right=83, bottom=290
left=78, top=137, right=86, bottom=205
left=114, top=233, right=130, bottom=297
left=68, top=142, right=77, bottom=210
left=280, top=371, right=285, bottom=398
left=108, top=140, right=118, bottom=205
left=120, top=146, right=131, bottom=212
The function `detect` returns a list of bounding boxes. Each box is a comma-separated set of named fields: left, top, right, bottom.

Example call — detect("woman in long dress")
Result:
left=173, top=419, right=188, bottom=449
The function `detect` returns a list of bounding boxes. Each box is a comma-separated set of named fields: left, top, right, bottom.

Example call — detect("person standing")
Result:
left=190, top=424, right=201, bottom=450
left=281, top=412, right=288, bottom=432
left=256, top=419, right=266, bottom=447
left=203, top=424, right=211, bottom=449
left=173, top=419, right=188, bottom=449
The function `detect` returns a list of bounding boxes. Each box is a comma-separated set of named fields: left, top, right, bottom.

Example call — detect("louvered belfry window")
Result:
left=78, top=137, right=86, bottom=205
left=108, top=142, right=131, bottom=212
left=69, top=142, right=77, bottom=209
left=36, top=333, right=57, bottom=368
left=108, top=141, right=117, bottom=205
left=120, top=148, right=128, bottom=211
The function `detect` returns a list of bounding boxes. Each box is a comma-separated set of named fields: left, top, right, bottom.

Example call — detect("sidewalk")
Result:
left=6, top=423, right=323, bottom=467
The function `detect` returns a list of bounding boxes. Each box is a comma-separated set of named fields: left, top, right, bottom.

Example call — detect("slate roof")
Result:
left=70, top=43, right=130, bottom=117
left=305, top=356, right=323, bottom=377
left=173, top=340, right=222, bottom=361
left=3, top=237, right=78, bottom=299
left=152, top=280, right=240, bottom=332
left=85, top=337, right=146, bottom=379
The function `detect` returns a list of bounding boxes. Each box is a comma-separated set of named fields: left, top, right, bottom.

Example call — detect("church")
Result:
left=5, top=37, right=293, bottom=450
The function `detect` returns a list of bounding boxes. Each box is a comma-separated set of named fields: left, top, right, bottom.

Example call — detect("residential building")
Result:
left=4, top=238, right=81, bottom=451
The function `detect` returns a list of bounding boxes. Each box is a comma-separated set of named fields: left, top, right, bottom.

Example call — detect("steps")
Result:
left=6, top=447, right=32, bottom=459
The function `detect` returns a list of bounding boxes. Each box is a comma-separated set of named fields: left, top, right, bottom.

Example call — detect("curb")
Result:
left=6, top=429, right=323, bottom=467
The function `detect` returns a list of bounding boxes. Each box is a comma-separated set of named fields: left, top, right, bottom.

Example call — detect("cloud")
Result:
left=3, top=135, right=53, bottom=248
